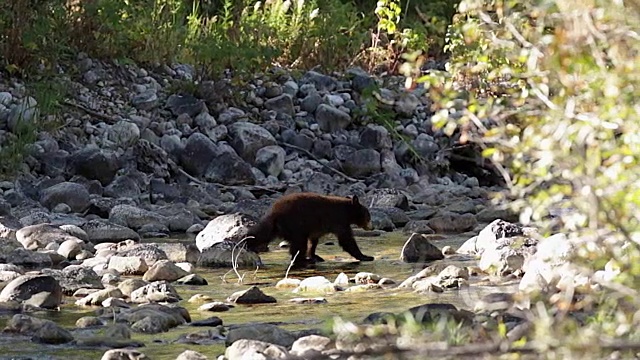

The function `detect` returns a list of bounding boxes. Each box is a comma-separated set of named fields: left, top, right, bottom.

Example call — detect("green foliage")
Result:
left=406, top=0, right=640, bottom=356
left=0, top=77, right=67, bottom=179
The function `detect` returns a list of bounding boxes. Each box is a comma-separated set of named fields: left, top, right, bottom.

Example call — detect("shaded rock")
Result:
left=227, top=286, right=276, bottom=304
left=40, top=182, right=90, bottom=213
left=68, top=147, right=119, bottom=186
left=3, top=248, right=53, bottom=268
left=402, top=220, right=435, bottom=235
left=264, top=94, right=294, bottom=117
left=228, top=121, right=277, bottom=164
left=82, top=219, right=141, bottom=244
left=400, top=233, right=444, bottom=263
left=0, top=274, right=62, bottom=309
left=315, top=104, right=351, bottom=133
left=166, top=94, right=206, bottom=117
left=255, top=145, right=286, bottom=177
left=204, top=152, right=256, bottom=185
left=342, top=149, right=381, bottom=177
left=180, top=132, right=221, bottom=177
left=109, top=204, right=166, bottom=231
left=0, top=215, right=22, bottom=240
left=427, top=212, right=478, bottom=234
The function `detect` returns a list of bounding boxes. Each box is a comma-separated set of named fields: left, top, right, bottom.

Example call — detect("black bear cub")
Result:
left=245, top=192, right=374, bottom=267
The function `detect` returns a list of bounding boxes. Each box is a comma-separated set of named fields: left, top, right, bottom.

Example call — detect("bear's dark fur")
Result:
left=245, top=192, right=374, bottom=267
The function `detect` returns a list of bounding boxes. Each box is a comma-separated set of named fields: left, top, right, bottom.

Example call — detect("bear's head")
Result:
left=350, top=195, right=373, bottom=231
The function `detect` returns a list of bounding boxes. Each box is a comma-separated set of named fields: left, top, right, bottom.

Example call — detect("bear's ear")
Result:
left=351, top=195, right=359, bottom=204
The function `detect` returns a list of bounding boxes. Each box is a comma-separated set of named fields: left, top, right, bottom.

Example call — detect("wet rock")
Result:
left=0, top=274, right=62, bottom=309
left=130, top=280, right=181, bottom=303
left=176, top=274, right=208, bottom=286
left=75, top=287, right=124, bottom=306
left=197, top=302, right=232, bottom=312
left=151, top=242, right=199, bottom=263
left=224, top=339, right=288, bottom=360
left=82, top=219, right=140, bottom=244
left=226, top=323, right=296, bottom=348
left=227, top=286, right=276, bottom=304
left=289, top=297, right=328, bottom=304
left=176, top=350, right=208, bottom=360
left=290, top=335, right=332, bottom=357
left=101, top=349, right=150, bottom=360
left=195, top=213, right=257, bottom=252
left=33, top=321, right=74, bottom=344
left=293, top=276, right=337, bottom=294
left=354, top=272, right=381, bottom=284
left=142, top=259, right=189, bottom=282
left=369, top=208, right=394, bottom=231
left=118, top=279, right=149, bottom=297
left=400, top=233, right=444, bottom=263
left=197, top=241, right=263, bottom=269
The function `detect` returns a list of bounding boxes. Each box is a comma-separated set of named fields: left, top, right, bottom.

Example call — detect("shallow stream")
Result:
left=0, top=230, right=518, bottom=360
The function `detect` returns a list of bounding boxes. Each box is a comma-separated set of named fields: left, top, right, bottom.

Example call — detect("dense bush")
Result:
left=0, top=0, right=462, bottom=77
left=408, top=0, right=640, bottom=356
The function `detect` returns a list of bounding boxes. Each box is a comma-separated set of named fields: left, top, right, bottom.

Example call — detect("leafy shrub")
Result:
left=408, top=0, right=640, bottom=356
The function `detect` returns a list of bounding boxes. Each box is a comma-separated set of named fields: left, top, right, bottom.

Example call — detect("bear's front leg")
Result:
left=336, top=230, right=374, bottom=262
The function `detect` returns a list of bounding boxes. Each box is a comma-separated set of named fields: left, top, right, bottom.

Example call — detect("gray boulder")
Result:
left=0, top=274, right=62, bottom=309
left=228, top=121, right=277, bottom=164
left=40, top=182, right=90, bottom=213
left=315, top=104, right=351, bottom=133
left=195, top=213, right=257, bottom=252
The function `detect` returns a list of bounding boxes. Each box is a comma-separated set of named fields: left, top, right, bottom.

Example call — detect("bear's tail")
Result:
left=245, top=215, right=278, bottom=252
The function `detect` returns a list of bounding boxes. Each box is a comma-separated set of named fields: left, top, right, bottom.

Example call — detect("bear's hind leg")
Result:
left=336, top=230, right=374, bottom=262
left=306, top=237, right=325, bottom=264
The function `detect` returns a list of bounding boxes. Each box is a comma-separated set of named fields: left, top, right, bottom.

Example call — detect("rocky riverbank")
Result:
left=0, top=57, right=605, bottom=359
